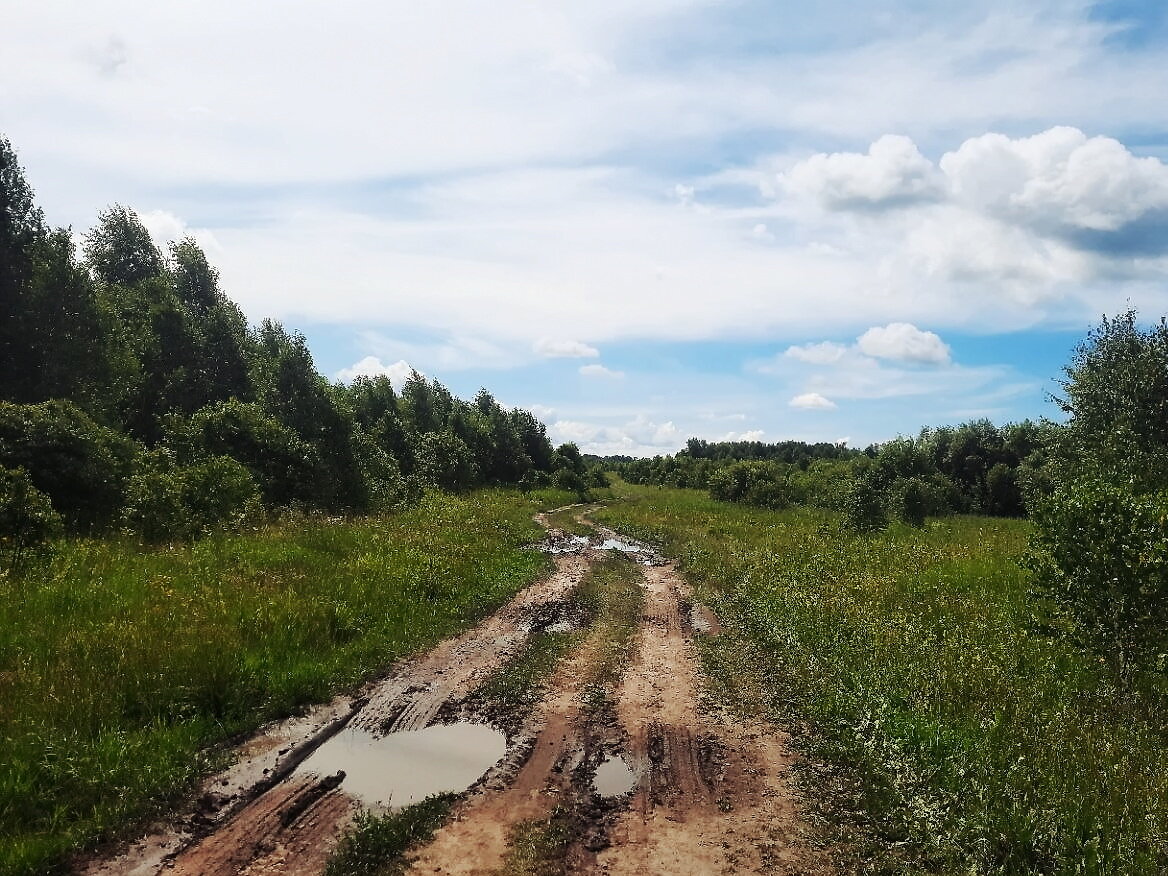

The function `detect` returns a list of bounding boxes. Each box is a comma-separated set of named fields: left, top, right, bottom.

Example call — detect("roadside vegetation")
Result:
left=0, top=490, right=554, bottom=876
left=597, top=483, right=1168, bottom=874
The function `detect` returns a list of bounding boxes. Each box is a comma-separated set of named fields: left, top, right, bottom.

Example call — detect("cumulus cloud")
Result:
left=534, top=338, right=600, bottom=358
left=940, top=127, right=1168, bottom=234
left=784, top=340, right=849, bottom=364
left=856, top=323, right=951, bottom=364
left=718, top=429, right=765, bottom=442
left=579, top=363, right=624, bottom=378
left=138, top=209, right=221, bottom=254
left=549, top=414, right=682, bottom=456
left=789, top=392, right=837, bottom=409
left=780, top=134, right=944, bottom=210
left=335, top=356, right=417, bottom=386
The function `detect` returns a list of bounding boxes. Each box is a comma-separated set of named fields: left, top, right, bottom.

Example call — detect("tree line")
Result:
left=0, top=136, right=589, bottom=549
left=605, top=418, right=1042, bottom=525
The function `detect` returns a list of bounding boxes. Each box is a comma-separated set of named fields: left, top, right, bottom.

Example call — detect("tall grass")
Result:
left=0, top=490, right=551, bottom=875
left=597, top=481, right=1168, bottom=874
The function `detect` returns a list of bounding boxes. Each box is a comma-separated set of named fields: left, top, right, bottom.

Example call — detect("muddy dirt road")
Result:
left=83, top=509, right=831, bottom=875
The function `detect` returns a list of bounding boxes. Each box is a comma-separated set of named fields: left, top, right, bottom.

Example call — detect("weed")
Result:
left=597, top=480, right=1168, bottom=875
left=0, top=490, right=551, bottom=875
left=323, top=793, right=457, bottom=876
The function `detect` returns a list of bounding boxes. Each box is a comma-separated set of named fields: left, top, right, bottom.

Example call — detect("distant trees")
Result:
left=0, top=134, right=567, bottom=545
left=611, top=424, right=1037, bottom=527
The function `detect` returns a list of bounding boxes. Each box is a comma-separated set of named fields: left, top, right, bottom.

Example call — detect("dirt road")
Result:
left=83, top=509, right=831, bottom=875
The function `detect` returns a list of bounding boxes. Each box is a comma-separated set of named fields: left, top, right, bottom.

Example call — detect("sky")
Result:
left=4, top=0, right=1168, bottom=455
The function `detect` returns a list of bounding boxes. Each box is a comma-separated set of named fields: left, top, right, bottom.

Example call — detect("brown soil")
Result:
left=80, top=509, right=831, bottom=876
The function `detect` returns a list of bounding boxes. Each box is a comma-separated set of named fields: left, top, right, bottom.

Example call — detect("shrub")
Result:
left=1027, top=478, right=1168, bottom=684
left=0, top=400, right=133, bottom=529
left=842, top=472, right=887, bottom=532
left=122, top=449, right=258, bottom=542
left=0, top=465, right=61, bottom=560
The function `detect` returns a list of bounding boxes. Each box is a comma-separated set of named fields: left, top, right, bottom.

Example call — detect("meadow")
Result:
left=0, top=489, right=571, bottom=876
left=596, top=481, right=1168, bottom=875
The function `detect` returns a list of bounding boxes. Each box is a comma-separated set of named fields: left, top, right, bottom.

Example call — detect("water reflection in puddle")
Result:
left=592, top=755, right=637, bottom=797
left=297, top=722, right=506, bottom=807
left=598, top=538, right=642, bottom=553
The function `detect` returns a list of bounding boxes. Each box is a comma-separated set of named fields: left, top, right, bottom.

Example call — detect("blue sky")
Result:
left=4, top=1, right=1168, bottom=453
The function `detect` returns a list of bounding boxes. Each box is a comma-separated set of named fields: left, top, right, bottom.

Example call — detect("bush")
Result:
left=122, top=449, right=258, bottom=542
left=1027, top=478, right=1168, bottom=684
left=0, top=400, right=134, bottom=530
left=0, top=466, right=61, bottom=560
left=842, top=473, right=887, bottom=532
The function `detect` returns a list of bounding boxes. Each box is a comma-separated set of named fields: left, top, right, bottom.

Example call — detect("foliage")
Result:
left=324, top=794, right=457, bottom=876
left=841, top=471, right=887, bottom=532
left=0, top=400, right=134, bottom=530
left=1028, top=479, right=1168, bottom=684
left=121, top=449, right=258, bottom=542
left=0, top=465, right=61, bottom=560
left=0, top=490, right=551, bottom=874
left=597, top=482, right=1168, bottom=875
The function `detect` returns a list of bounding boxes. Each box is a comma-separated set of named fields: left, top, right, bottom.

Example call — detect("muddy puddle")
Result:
left=295, top=721, right=506, bottom=808
left=593, top=754, right=638, bottom=798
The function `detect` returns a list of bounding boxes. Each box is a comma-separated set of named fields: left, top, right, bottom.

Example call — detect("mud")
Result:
left=80, top=509, right=830, bottom=876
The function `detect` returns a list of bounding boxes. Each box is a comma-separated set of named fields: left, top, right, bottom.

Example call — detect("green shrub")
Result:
left=122, top=449, right=258, bottom=542
left=0, top=400, right=134, bottom=529
left=842, top=472, right=887, bottom=532
left=0, top=466, right=61, bottom=560
left=1027, top=478, right=1168, bottom=684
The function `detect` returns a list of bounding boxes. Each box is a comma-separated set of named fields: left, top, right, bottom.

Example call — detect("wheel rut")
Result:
left=80, top=507, right=832, bottom=875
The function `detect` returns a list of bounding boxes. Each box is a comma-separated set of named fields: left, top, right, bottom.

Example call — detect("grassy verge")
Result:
left=323, top=793, right=457, bottom=876
left=0, top=490, right=553, bottom=876
left=596, top=480, right=1168, bottom=875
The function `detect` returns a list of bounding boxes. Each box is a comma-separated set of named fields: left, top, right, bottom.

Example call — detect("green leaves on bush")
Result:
left=1028, top=479, right=1168, bottom=683
left=0, top=465, right=61, bottom=560
left=122, top=449, right=258, bottom=542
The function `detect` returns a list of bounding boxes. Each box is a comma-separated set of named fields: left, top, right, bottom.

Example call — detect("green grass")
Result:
left=499, top=812, right=573, bottom=875
left=596, top=480, right=1168, bottom=875
left=323, top=793, right=457, bottom=876
left=473, top=630, right=584, bottom=720
left=0, top=489, right=553, bottom=876
left=541, top=505, right=595, bottom=536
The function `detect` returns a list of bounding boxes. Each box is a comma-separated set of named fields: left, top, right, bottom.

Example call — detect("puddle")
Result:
left=592, top=755, right=637, bottom=798
left=296, top=721, right=506, bottom=807
left=541, top=534, right=591, bottom=554
left=598, top=538, right=642, bottom=553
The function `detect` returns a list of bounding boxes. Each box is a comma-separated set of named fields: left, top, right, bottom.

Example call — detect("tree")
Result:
left=1028, top=311, right=1168, bottom=683
left=84, top=205, right=164, bottom=287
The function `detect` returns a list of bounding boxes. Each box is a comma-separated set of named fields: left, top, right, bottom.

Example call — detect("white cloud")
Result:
left=138, top=209, right=221, bottom=254
left=718, top=428, right=765, bottom=442
left=790, top=392, right=837, bottom=409
left=940, top=127, right=1168, bottom=233
left=334, top=356, right=417, bottom=386
left=579, top=363, right=625, bottom=378
left=780, top=134, right=944, bottom=210
left=856, top=323, right=951, bottom=364
left=548, top=413, right=683, bottom=456
left=534, top=338, right=600, bottom=358
left=784, top=341, right=849, bottom=364
left=527, top=403, right=556, bottom=421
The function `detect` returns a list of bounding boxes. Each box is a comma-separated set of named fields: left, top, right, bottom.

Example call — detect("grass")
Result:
left=571, top=551, right=645, bottom=711
left=540, top=504, right=596, bottom=537
left=0, top=489, right=554, bottom=876
left=596, top=480, right=1168, bottom=875
left=499, top=812, right=574, bottom=875
left=323, top=793, right=457, bottom=876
